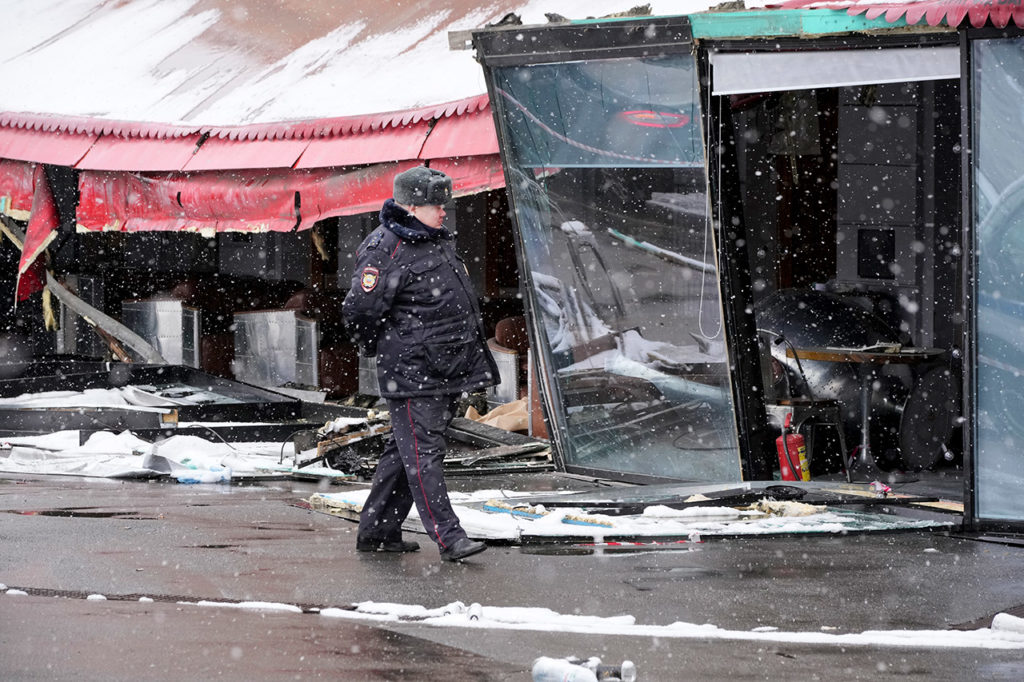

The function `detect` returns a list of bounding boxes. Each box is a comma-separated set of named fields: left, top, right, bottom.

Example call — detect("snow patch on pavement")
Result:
left=315, top=600, right=1024, bottom=651
left=193, top=600, right=303, bottom=614
left=7, top=587, right=1020, bottom=651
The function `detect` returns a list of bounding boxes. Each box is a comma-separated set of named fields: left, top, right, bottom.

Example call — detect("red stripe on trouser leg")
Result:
left=407, top=399, right=446, bottom=549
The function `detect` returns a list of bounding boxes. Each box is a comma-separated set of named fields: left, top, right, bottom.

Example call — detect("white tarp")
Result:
left=0, top=430, right=291, bottom=481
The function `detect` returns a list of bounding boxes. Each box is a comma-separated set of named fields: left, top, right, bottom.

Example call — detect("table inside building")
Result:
left=786, top=346, right=945, bottom=482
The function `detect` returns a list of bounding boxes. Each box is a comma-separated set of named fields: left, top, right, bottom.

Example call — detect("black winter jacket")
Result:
left=342, top=199, right=499, bottom=398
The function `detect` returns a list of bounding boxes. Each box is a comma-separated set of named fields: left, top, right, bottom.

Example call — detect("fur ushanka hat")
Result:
left=393, top=166, right=453, bottom=206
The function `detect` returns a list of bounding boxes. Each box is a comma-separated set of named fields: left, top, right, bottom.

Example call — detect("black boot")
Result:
left=440, top=538, right=487, bottom=562
left=356, top=538, right=421, bottom=553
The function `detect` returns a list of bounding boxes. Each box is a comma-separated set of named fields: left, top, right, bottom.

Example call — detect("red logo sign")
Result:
left=620, top=110, right=691, bottom=128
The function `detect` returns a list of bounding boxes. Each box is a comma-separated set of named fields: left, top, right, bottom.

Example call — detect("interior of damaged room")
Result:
left=717, top=80, right=963, bottom=481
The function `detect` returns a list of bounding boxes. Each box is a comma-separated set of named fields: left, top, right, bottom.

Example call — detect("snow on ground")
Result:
left=10, top=585, right=1019, bottom=651
left=316, top=600, right=1024, bottom=651
left=312, top=488, right=953, bottom=541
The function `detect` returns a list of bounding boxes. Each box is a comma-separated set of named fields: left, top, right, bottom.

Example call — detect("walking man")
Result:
left=342, top=166, right=498, bottom=561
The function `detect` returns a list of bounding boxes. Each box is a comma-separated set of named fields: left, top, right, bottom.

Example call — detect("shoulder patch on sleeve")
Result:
left=360, top=266, right=380, bottom=292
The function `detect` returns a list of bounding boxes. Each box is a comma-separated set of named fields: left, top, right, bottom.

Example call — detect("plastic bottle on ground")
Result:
left=593, top=660, right=637, bottom=682
left=580, top=656, right=637, bottom=682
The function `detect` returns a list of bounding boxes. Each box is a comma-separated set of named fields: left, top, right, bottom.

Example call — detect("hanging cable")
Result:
left=697, top=61, right=723, bottom=341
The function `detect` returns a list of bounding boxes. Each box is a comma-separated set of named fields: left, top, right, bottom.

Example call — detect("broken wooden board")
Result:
left=818, top=484, right=962, bottom=513
left=289, top=413, right=553, bottom=478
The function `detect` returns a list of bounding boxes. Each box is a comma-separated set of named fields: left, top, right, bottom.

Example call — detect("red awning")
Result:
left=419, top=108, right=499, bottom=159
left=75, top=156, right=505, bottom=235
left=182, top=136, right=312, bottom=171
left=0, top=127, right=97, bottom=166
left=76, top=135, right=202, bottom=172
left=295, top=121, right=431, bottom=170
left=781, top=0, right=1024, bottom=28
left=78, top=170, right=302, bottom=234
left=431, top=155, right=506, bottom=196
left=0, top=96, right=496, bottom=172
left=17, top=165, right=59, bottom=301
left=299, top=160, right=420, bottom=223
left=3, top=95, right=507, bottom=235
left=0, top=160, right=57, bottom=302
left=0, top=158, right=37, bottom=219
left=299, top=157, right=505, bottom=222
left=77, top=162, right=418, bottom=233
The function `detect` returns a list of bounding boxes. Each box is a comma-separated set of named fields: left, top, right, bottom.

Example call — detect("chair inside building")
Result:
left=757, top=328, right=850, bottom=478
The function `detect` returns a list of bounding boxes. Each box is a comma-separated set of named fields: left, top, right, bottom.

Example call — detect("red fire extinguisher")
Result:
left=775, top=412, right=809, bottom=482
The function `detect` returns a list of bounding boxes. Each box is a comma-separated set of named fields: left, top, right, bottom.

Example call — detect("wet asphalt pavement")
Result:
left=2, top=473, right=1023, bottom=680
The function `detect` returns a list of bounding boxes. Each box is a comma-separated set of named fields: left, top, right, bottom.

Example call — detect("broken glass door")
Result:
left=483, top=45, right=742, bottom=481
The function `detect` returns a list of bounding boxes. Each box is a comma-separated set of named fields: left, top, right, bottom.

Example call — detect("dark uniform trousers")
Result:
left=358, top=394, right=468, bottom=550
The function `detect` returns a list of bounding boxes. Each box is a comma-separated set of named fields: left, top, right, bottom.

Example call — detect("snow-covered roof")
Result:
left=0, top=0, right=714, bottom=129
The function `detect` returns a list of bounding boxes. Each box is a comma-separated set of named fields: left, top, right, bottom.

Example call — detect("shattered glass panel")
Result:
left=492, top=55, right=742, bottom=481
left=972, top=38, right=1024, bottom=522
left=495, top=57, right=702, bottom=169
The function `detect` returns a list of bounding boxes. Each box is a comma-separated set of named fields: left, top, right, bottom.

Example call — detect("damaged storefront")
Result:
left=471, top=3, right=1024, bottom=530
left=0, top=94, right=551, bottom=479
left=4, top=0, right=1023, bottom=534
left=0, top=107, right=510, bottom=392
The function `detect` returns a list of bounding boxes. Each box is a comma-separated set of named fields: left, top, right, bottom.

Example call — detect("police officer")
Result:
left=342, top=166, right=498, bottom=562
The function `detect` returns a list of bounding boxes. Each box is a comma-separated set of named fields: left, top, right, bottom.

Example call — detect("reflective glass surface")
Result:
left=492, top=55, right=742, bottom=481
left=973, top=38, right=1024, bottom=520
